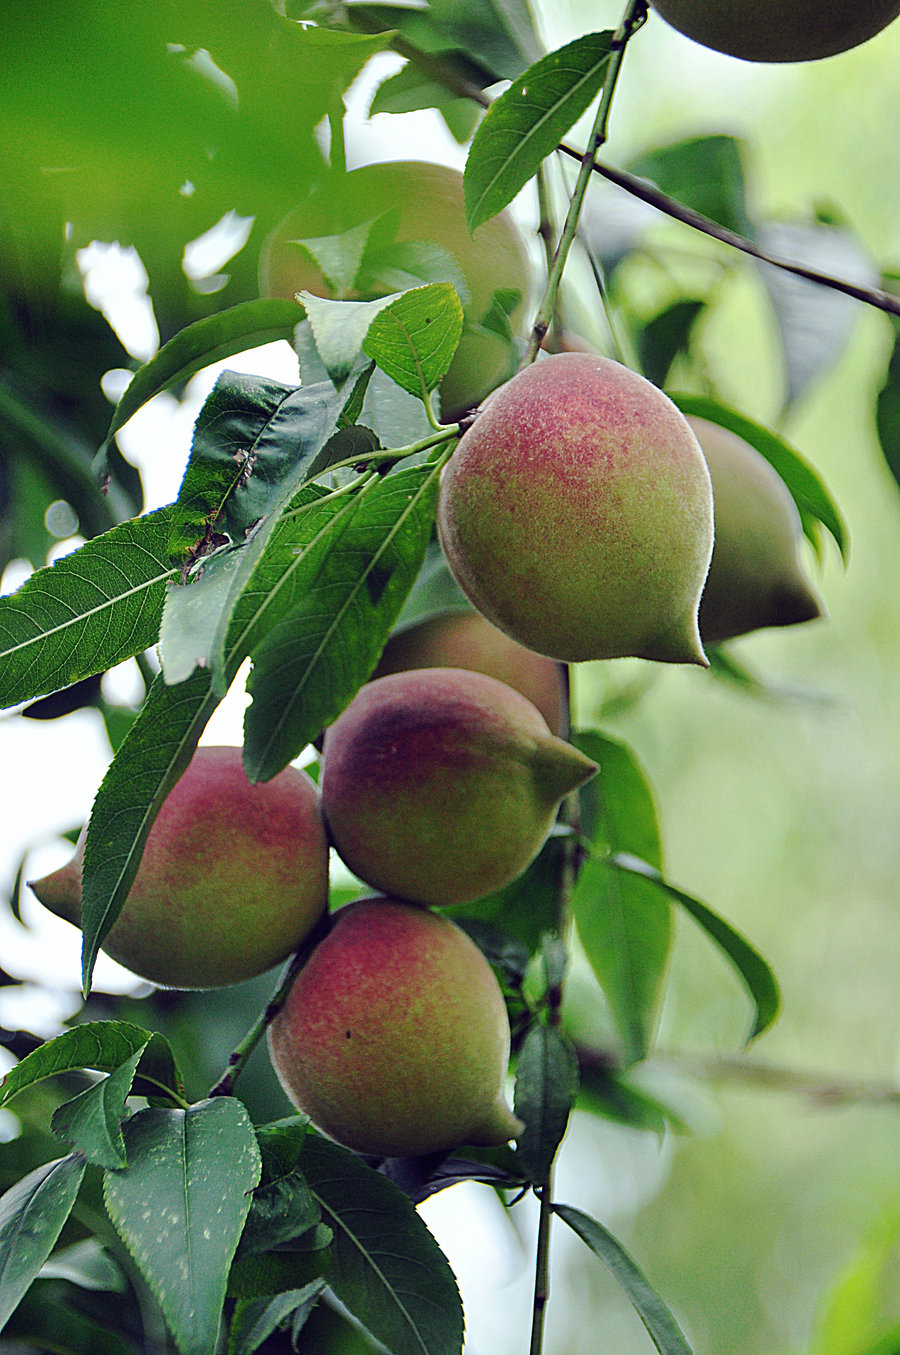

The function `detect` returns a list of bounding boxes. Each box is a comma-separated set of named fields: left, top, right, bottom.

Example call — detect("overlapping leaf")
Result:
left=243, top=460, right=442, bottom=781
left=300, top=1134, right=464, bottom=1355
left=0, top=507, right=175, bottom=710
left=362, top=283, right=464, bottom=399
left=0, top=1021, right=182, bottom=1109
left=50, top=1047, right=148, bottom=1168
left=0, top=1155, right=87, bottom=1332
left=513, top=1025, right=579, bottom=1182
left=571, top=731, right=671, bottom=1065
left=103, top=1099, right=261, bottom=1355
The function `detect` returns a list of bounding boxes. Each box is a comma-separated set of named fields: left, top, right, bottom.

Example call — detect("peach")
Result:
left=650, top=0, right=900, bottom=62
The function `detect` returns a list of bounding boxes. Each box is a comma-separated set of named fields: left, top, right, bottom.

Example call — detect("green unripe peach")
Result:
left=268, top=896, right=524, bottom=1157
left=690, top=417, right=824, bottom=643
left=30, top=746, right=329, bottom=989
left=650, top=0, right=900, bottom=62
left=374, top=609, right=568, bottom=737
left=437, top=352, right=714, bottom=665
left=259, top=159, right=534, bottom=418
left=320, top=669, right=597, bottom=908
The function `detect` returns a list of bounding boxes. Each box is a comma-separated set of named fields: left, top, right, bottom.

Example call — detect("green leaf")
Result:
left=0, top=1021, right=182, bottom=1110
left=80, top=668, right=219, bottom=995
left=103, top=1099, right=261, bottom=1355
left=0, top=507, right=176, bottom=711
left=165, top=371, right=346, bottom=574
left=609, top=853, right=781, bottom=1042
left=243, top=460, right=442, bottom=782
left=450, top=835, right=568, bottom=957
left=2, top=1291, right=135, bottom=1355
left=570, top=731, right=670, bottom=1065
left=875, top=319, right=900, bottom=495
left=50, top=1047, right=147, bottom=1168
left=553, top=1203, right=693, bottom=1354
left=38, top=1237, right=127, bottom=1292
left=239, top=1119, right=320, bottom=1257
left=637, top=300, right=706, bottom=388
left=628, top=134, right=752, bottom=239
left=300, top=1134, right=464, bottom=1355
left=228, top=1281, right=326, bottom=1355
left=228, top=1244, right=331, bottom=1301
left=302, top=292, right=399, bottom=385
left=668, top=393, right=848, bottom=561
left=0, top=1154, right=87, bottom=1332
left=464, top=32, right=614, bottom=231
left=99, top=299, right=306, bottom=459
left=513, top=1025, right=579, bottom=1183
left=362, top=283, right=464, bottom=399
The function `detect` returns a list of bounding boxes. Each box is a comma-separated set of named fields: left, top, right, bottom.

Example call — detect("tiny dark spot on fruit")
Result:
left=345, top=1030, right=352, bottom=1039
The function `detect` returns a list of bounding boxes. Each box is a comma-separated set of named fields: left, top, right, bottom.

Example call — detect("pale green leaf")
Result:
left=0, top=1155, right=87, bottom=1332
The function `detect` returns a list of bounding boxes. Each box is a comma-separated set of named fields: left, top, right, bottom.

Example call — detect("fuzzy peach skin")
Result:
left=268, top=896, right=524, bottom=1157
left=438, top=352, right=714, bottom=665
left=320, top=668, right=597, bottom=908
left=30, top=746, right=329, bottom=989
left=650, top=0, right=900, bottom=62
left=689, top=416, right=824, bottom=644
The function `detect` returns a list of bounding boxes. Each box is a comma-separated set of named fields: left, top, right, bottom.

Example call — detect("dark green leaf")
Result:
left=553, top=1203, right=693, bottom=1354
left=100, top=299, right=306, bottom=460
left=38, top=1237, right=127, bottom=1292
left=609, top=853, right=781, bottom=1042
left=0, top=508, right=175, bottom=711
left=2, top=1290, right=135, bottom=1354
left=876, top=320, right=900, bottom=494
left=243, top=460, right=442, bottom=781
left=0, top=1154, right=87, bottom=1332
left=80, top=668, right=219, bottom=996
left=240, top=1119, right=320, bottom=1258
left=0, top=1022, right=182, bottom=1110
left=668, top=393, right=847, bottom=561
left=165, top=371, right=346, bottom=573
left=228, top=1244, right=331, bottom=1301
left=570, top=731, right=670, bottom=1065
left=228, top=1281, right=326, bottom=1355
left=465, top=32, right=614, bottom=231
left=450, top=835, right=567, bottom=957
left=103, top=1099, right=261, bottom=1355
left=362, top=283, right=464, bottom=399
left=637, top=300, right=705, bottom=388
left=628, top=134, right=752, bottom=238
left=50, top=1047, right=147, bottom=1168
left=300, top=1134, right=464, bottom=1355
left=513, top=1025, right=579, bottom=1182
left=577, top=1061, right=690, bottom=1135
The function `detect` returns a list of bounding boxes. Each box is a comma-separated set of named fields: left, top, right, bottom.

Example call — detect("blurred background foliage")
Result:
left=3, top=0, right=900, bottom=1351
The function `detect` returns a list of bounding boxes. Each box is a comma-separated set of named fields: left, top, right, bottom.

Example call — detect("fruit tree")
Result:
left=3, top=1, right=900, bottom=1352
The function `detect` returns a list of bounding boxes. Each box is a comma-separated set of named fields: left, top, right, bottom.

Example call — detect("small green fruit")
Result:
left=30, top=746, right=329, bottom=989
left=437, top=352, right=714, bottom=665
left=690, top=417, right=824, bottom=643
left=650, top=0, right=900, bottom=62
left=320, top=669, right=597, bottom=907
left=259, top=159, right=534, bottom=418
left=268, top=896, right=524, bottom=1157
left=374, top=609, right=568, bottom=737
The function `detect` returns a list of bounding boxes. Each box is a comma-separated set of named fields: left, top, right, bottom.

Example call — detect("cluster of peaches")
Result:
left=31, top=341, right=823, bottom=1160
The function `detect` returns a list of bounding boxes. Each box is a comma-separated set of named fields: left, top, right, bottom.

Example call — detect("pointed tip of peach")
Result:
left=28, top=857, right=83, bottom=926
left=532, top=737, right=599, bottom=804
left=469, top=1097, right=526, bottom=1147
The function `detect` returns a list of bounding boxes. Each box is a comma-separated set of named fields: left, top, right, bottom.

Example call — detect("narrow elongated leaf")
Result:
left=513, top=1025, right=579, bottom=1183
left=362, top=283, right=464, bottom=399
left=103, top=1099, right=261, bottom=1355
left=570, top=731, right=670, bottom=1065
left=609, top=853, right=781, bottom=1041
left=876, top=319, right=900, bottom=494
left=0, top=506, right=175, bottom=711
left=553, top=1203, right=693, bottom=1354
left=80, top=667, right=220, bottom=995
left=100, top=299, right=305, bottom=456
left=0, top=1154, right=87, bottom=1332
left=228, top=1281, right=326, bottom=1355
left=243, top=460, right=442, bottom=781
left=465, top=32, right=613, bottom=231
left=50, top=1046, right=147, bottom=1168
left=300, top=1134, right=464, bottom=1355
left=668, top=392, right=847, bottom=561
left=38, top=1237, right=127, bottom=1292
left=0, top=1021, right=182, bottom=1109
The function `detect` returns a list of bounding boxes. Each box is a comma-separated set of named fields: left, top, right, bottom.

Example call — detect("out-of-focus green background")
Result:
left=530, top=4, right=900, bottom=1352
